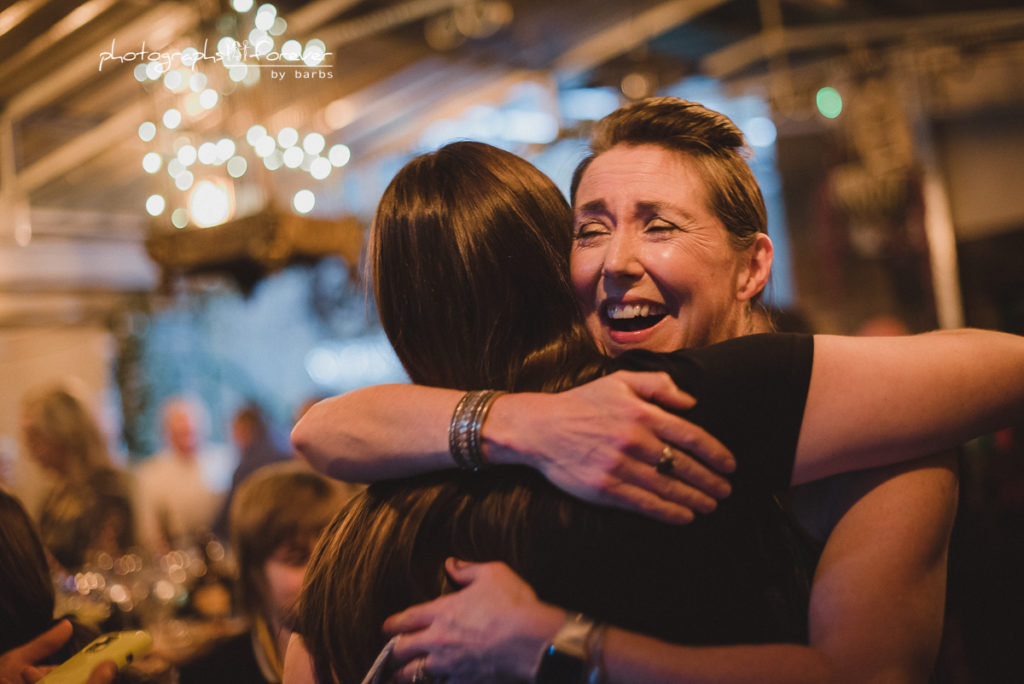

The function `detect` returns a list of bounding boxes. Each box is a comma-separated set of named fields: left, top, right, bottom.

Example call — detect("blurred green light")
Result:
left=816, top=87, right=843, bottom=119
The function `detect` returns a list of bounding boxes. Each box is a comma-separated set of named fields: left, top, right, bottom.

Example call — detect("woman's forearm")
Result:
left=385, top=561, right=833, bottom=684
left=600, top=631, right=831, bottom=684
left=794, top=328, right=1024, bottom=485
left=292, top=375, right=735, bottom=522
left=291, top=384, right=464, bottom=481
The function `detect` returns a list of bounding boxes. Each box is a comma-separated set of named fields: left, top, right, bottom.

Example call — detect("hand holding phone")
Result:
left=38, top=631, right=153, bottom=684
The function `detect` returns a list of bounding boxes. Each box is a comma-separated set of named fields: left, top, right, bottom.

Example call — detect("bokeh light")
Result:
left=171, top=208, right=189, bottom=229
left=309, top=156, right=331, bottom=180
left=227, top=156, right=248, bottom=178
left=142, top=152, right=162, bottom=174
left=189, top=180, right=232, bottom=227
left=162, top=108, right=182, bottom=129
left=282, top=146, right=304, bottom=168
left=302, top=132, right=326, bottom=155
left=146, top=194, right=166, bottom=216
left=816, top=87, right=843, bottom=119
left=293, top=189, right=315, bottom=214
left=277, top=127, right=299, bottom=148
left=328, top=143, right=350, bottom=167
left=744, top=116, right=778, bottom=147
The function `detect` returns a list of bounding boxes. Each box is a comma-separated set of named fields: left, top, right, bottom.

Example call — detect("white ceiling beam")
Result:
left=285, top=0, right=369, bottom=36
left=552, top=0, right=731, bottom=82
left=5, top=2, right=198, bottom=119
left=17, top=100, right=149, bottom=193
left=317, top=0, right=459, bottom=47
left=0, top=0, right=120, bottom=85
left=703, top=7, right=1024, bottom=79
left=0, top=0, right=51, bottom=38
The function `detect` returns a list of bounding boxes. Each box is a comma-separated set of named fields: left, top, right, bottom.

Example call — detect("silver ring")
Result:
left=656, top=445, right=676, bottom=475
left=412, top=657, right=427, bottom=684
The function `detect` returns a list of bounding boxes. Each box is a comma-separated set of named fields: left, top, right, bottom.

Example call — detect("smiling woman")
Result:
left=569, top=99, right=773, bottom=355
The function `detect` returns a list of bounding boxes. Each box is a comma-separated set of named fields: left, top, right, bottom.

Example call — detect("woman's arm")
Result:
left=792, top=329, right=1024, bottom=485
left=381, top=457, right=957, bottom=684
left=292, top=371, right=736, bottom=525
left=799, top=455, right=958, bottom=682
left=384, top=560, right=833, bottom=684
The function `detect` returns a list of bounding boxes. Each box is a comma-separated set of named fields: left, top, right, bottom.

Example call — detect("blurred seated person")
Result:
left=20, top=385, right=135, bottom=572
left=177, top=463, right=352, bottom=684
left=0, top=487, right=113, bottom=683
left=135, top=397, right=232, bottom=555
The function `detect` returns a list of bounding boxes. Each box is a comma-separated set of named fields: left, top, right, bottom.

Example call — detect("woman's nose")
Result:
left=601, top=232, right=644, bottom=280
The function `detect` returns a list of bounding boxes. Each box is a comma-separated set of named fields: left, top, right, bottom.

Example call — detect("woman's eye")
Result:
left=574, top=223, right=607, bottom=240
left=646, top=220, right=678, bottom=232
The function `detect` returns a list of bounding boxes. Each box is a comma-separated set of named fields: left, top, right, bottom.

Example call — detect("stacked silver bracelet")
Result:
left=448, top=389, right=506, bottom=471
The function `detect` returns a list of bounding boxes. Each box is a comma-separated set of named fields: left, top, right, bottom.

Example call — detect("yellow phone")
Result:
left=38, top=631, right=153, bottom=684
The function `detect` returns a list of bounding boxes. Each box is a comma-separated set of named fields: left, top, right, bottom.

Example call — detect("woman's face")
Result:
left=264, top=538, right=314, bottom=631
left=571, top=143, right=765, bottom=355
left=20, top=413, right=62, bottom=472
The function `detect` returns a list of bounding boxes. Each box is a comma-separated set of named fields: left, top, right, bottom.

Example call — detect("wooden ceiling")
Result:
left=1, top=0, right=1022, bottom=318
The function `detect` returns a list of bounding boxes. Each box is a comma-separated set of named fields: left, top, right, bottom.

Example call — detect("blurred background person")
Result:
left=177, top=462, right=353, bottom=684
left=134, top=396, right=232, bottom=556
left=19, top=384, right=135, bottom=573
left=0, top=487, right=106, bottom=679
left=0, top=487, right=87, bottom=660
left=213, top=403, right=293, bottom=540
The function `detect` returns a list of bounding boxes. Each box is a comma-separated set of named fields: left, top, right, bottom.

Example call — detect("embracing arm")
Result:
left=793, top=329, right=1024, bottom=485
left=797, top=454, right=958, bottom=683
left=292, top=372, right=735, bottom=524
left=384, top=458, right=957, bottom=684
left=385, top=560, right=832, bottom=684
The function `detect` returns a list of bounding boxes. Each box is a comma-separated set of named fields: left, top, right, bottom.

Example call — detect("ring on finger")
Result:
left=656, top=445, right=676, bottom=475
left=411, top=657, right=427, bottom=684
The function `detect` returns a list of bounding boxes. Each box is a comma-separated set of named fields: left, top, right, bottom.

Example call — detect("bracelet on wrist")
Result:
left=448, top=389, right=505, bottom=471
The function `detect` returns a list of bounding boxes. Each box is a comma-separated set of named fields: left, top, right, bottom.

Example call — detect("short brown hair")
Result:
left=230, top=463, right=349, bottom=631
left=572, top=97, right=767, bottom=251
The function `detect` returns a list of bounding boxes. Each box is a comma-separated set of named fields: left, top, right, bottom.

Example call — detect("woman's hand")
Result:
left=0, top=621, right=117, bottom=684
left=384, top=559, right=563, bottom=683
left=486, top=370, right=735, bottom=524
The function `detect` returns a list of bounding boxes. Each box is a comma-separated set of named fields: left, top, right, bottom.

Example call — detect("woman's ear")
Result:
left=736, top=233, right=773, bottom=302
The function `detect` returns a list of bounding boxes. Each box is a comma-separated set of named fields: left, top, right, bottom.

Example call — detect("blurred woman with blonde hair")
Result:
left=20, top=384, right=134, bottom=572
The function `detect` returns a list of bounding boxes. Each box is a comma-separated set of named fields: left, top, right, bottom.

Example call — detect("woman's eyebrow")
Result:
left=575, top=198, right=609, bottom=217
left=634, top=200, right=695, bottom=223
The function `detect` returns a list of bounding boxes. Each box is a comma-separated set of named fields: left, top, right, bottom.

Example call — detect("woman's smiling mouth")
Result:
left=604, top=302, right=668, bottom=333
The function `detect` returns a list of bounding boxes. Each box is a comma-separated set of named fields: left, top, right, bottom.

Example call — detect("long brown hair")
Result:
left=0, top=489, right=55, bottom=652
left=369, top=141, right=603, bottom=393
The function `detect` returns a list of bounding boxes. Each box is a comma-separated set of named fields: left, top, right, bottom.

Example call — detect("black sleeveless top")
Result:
left=353, top=334, right=817, bottom=654
left=513, top=333, right=817, bottom=645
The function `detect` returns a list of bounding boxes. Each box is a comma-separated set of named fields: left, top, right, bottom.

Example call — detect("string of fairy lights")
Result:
left=135, top=0, right=350, bottom=229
